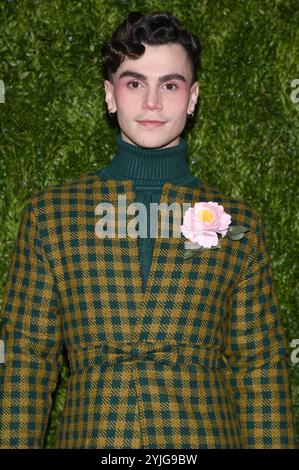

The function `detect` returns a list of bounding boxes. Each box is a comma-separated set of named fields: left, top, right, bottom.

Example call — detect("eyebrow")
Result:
left=118, top=70, right=187, bottom=83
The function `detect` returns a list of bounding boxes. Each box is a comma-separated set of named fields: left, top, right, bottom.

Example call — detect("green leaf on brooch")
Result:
left=184, top=241, right=203, bottom=250
left=184, top=250, right=196, bottom=260
left=210, top=242, right=222, bottom=249
left=228, top=232, right=245, bottom=240
left=227, top=225, right=249, bottom=241
left=183, top=241, right=222, bottom=259
left=228, top=225, right=250, bottom=236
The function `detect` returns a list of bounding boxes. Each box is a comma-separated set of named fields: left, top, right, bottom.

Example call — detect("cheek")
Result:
left=169, top=89, right=190, bottom=108
left=114, top=83, right=136, bottom=109
left=158, top=89, right=190, bottom=114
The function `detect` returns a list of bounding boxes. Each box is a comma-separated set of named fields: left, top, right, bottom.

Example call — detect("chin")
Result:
left=135, top=134, right=174, bottom=149
left=121, top=125, right=178, bottom=149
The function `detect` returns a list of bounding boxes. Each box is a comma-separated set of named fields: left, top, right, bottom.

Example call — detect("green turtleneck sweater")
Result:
left=98, top=133, right=199, bottom=292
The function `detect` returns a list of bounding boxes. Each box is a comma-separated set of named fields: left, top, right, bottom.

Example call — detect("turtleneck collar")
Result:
left=101, top=132, right=195, bottom=185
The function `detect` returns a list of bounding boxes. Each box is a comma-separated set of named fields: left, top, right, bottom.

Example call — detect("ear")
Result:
left=104, top=79, right=117, bottom=113
left=187, top=81, right=199, bottom=114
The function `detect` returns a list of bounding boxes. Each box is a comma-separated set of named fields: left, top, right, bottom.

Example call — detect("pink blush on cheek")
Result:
left=114, top=82, right=138, bottom=108
left=114, top=80, right=134, bottom=97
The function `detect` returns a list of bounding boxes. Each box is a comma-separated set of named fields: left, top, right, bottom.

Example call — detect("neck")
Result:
left=102, top=132, right=194, bottom=185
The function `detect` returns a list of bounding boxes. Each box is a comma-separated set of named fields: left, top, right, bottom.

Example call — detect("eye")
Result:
left=164, top=83, right=178, bottom=91
left=126, top=81, right=178, bottom=90
left=127, top=81, right=143, bottom=89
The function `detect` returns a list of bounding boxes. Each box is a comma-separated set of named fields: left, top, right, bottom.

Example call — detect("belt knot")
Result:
left=67, top=340, right=229, bottom=373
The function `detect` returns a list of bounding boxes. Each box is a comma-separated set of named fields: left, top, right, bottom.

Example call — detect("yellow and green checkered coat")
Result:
left=0, top=171, right=298, bottom=448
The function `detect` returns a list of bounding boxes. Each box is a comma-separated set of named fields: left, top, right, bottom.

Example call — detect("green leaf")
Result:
left=184, top=241, right=203, bottom=250
left=228, top=225, right=249, bottom=235
left=184, top=250, right=195, bottom=260
left=20, top=71, right=30, bottom=80
left=228, top=232, right=245, bottom=240
left=210, top=242, right=222, bottom=249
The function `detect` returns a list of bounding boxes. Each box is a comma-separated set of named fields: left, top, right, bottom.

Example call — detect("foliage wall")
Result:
left=0, top=0, right=298, bottom=447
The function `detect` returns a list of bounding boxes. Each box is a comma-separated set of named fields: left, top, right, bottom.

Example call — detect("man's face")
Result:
left=104, top=43, right=199, bottom=149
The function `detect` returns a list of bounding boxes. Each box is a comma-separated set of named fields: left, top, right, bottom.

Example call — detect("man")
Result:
left=0, top=11, right=298, bottom=449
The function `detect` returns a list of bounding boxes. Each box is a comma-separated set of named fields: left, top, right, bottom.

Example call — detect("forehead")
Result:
left=115, top=42, right=192, bottom=79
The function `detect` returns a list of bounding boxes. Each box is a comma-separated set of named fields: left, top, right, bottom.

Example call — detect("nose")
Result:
left=142, top=86, right=162, bottom=111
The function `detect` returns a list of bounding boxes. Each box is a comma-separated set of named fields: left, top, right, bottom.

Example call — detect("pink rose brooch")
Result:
left=180, top=201, right=249, bottom=260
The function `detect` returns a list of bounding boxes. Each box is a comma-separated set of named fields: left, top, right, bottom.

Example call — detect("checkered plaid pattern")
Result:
left=0, top=171, right=297, bottom=448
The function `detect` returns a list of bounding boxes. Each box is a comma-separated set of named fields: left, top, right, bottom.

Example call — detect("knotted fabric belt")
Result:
left=67, top=341, right=229, bottom=373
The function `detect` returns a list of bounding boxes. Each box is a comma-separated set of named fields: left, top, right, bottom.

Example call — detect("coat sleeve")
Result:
left=0, top=200, right=65, bottom=448
left=222, top=213, right=298, bottom=449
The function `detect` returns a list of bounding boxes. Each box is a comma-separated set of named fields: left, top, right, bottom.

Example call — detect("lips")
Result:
left=137, top=120, right=166, bottom=127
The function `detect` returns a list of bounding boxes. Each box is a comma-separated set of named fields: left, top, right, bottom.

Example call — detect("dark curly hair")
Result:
left=101, top=11, right=201, bottom=86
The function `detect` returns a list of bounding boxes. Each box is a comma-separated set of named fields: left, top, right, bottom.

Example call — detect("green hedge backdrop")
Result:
left=0, top=0, right=298, bottom=448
